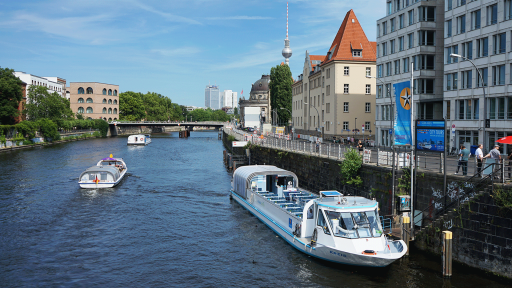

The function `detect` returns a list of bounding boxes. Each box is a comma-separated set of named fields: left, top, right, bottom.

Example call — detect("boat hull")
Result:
left=79, top=169, right=127, bottom=189
left=231, top=191, right=404, bottom=267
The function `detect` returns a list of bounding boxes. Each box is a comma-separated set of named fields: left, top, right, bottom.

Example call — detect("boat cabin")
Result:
left=79, top=166, right=121, bottom=183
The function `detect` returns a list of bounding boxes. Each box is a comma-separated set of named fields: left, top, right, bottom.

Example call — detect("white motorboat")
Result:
left=78, top=155, right=127, bottom=188
left=231, top=165, right=407, bottom=267
left=127, top=134, right=151, bottom=145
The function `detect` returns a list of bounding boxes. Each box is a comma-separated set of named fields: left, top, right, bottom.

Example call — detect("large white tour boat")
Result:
left=127, top=134, right=151, bottom=145
left=78, top=155, right=128, bottom=188
left=231, top=165, right=407, bottom=267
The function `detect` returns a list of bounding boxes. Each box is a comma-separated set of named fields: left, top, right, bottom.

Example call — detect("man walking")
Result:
left=484, top=144, right=502, bottom=178
left=460, top=146, right=470, bottom=176
left=454, top=145, right=463, bottom=174
left=475, top=144, right=483, bottom=177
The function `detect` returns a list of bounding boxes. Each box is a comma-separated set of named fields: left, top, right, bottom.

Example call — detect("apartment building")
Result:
left=68, top=82, right=120, bottom=121
left=376, top=0, right=445, bottom=146
left=292, top=10, right=376, bottom=141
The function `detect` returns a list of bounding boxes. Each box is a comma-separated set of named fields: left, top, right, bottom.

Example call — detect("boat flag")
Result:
left=110, top=154, right=113, bottom=158
left=94, top=175, right=100, bottom=184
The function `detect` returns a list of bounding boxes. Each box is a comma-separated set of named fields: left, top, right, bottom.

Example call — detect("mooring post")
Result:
left=377, top=148, right=380, bottom=166
left=442, top=231, right=452, bottom=278
left=402, top=215, right=410, bottom=256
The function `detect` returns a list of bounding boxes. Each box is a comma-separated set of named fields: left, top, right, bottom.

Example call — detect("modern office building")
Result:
left=205, top=85, right=220, bottom=110
left=14, top=72, right=66, bottom=99
left=292, top=10, right=376, bottom=141
left=68, top=82, right=119, bottom=121
left=444, top=0, right=512, bottom=153
left=221, top=90, right=238, bottom=109
left=375, top=0, right=445, bottom=146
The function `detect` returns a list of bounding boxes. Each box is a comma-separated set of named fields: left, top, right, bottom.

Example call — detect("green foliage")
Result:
left=492, top=185, right=512, bottom=209
left=0, top=67, right=24, bottom=125
left=189, top=108, right=229, bottom=122
left=119, top=91, right=145, bottom=120
left=0, top=133, right=6, bottom=145
left=92, top=131, right=101, bottom=137
left=397, top=168, right=412, bottom=196
left=93, top=119, right=109, bottom=137
left=269, top=64, right=293, bottom=126
left=227, top=135, right=235, bottom=142
left=339, top=148, right=363, bottom=187
left=15, top=121, right=38, bottom=139
left=13, top=134, right=24, bottom=145
left=76, top=113, right=84, bottom=120
left=24, top=86, right=73, bottom=121
left=37, top=118, right=60, bottom=141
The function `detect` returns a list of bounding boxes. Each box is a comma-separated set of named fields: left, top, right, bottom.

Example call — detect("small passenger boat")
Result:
left=127, top=134, right=151, bottom=145
left=78, top=155, right=128, bottom=188
left=231, top=165, right=407, bottom=267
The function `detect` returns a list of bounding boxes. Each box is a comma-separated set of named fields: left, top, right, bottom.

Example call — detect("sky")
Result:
left=0, top=0, right=385, bottom=107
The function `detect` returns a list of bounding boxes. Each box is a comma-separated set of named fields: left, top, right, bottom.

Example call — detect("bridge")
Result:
left=108, top=121, right=228, bottom=136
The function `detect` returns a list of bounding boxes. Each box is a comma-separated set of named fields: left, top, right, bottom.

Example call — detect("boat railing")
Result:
left=380, top=216, right=392, bottom=234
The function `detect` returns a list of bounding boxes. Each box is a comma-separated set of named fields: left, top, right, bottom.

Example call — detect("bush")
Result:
left=15, top=121, right=38, bottom=139
left=93, top=131, right=101, bottom=137
left=93, top=119, right=109, bottom=137
left=23, top=140, right=33, bottom=145
left=339, top=148, right=363, bottom=187
left=37, top=119, right=60, bottom=141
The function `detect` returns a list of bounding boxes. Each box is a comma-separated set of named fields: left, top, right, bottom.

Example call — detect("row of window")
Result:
left=31, top=80, right=62, bottom=92
left=77, top=107, right=118, bottom=114
left=445, top=33, right=509, bottom=64
left=292, top=116, right=372, bottom=133
left=378, top=30, right=434, bottom=57
left=379, top=5, right=435, bottom=37
left=77, top=97, right=118, bottom=104
left=387, top=0, right=421, bottom=16
left=445, top=3, right=509, bottom=37
left=292, top=68, right=372, bottom=96
left=377, top=79, right=435, bottom=96
left=77, top=87, right=118, bottom=96
left=453, top=97, right=512, bottom=120
left=445, top=64, right=512, bottom=90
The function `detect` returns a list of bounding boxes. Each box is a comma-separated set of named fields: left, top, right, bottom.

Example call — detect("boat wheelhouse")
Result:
left=231, top=165, right=407, bottom=267
left=78, top=156, right=127, bottom=188
left=127, top=134, right=151, bottom=145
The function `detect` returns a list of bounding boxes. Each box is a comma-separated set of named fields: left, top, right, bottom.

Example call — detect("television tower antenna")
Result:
left=281, top=2, right=292, bottom=65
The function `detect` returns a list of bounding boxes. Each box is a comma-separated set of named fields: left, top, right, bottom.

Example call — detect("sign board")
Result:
left=362, top=124, right=365, bottom=133
left=415, top=120, right=445, bottom=153
left=232, top=141, right=248, bottom=147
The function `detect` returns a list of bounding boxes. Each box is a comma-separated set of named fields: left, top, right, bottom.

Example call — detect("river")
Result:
left=0, top=131, right=509, bottom=287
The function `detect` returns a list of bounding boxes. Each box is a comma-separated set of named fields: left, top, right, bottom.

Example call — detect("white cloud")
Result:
left=150, top=47, right=201, bottom=57
left=131, top=1, right=202, bottom=25
left=206, top=16, right=273, bottom=20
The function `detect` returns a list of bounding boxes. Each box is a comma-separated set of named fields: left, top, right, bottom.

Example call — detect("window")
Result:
left=377, top=24, right=380, bottom=37
left=492, top=65, right=505, bottom=85
left=403, top=57, right=409, bottom=73
left=343, top=121, right=349, bottom=130
left=419, top=6, right=435, bottom=22
left=385, top=84, right=391, bottom=98
left=78, top=97, right=84, bottom=103
left=487, top=4, right=497, bottom=25
left=388, top=2, right=392, bottom=15
left=461, top=70, right=472, bottom=89
left=344, top=84, right=349, bottom=94
left=399, top=36, right=404, bottom=51
left=377, top=65, right=383, bottom=78
left=114, top=108, right=117, bottom=114
left=407, top=33, right=414, bottom=49
left=386, top=62, right=391, bottom=76
left=326, top=85, right=330, bottom=96
left=86, top=98, right=93, bottom=103
left=446, top=73, right=458, bottom=90
left=414, top=55, right=434, bottom=70
left=365, top=103, right=371, bottom=112
left=78, top=87, right=84, bottom=94
left=418, top=30, right=435, bottom=45
left=446, top=45, right=458, bottom=64
left=471, top=9, right=481, bottom=30
left=78, top=107, right=84, bottom=113
left=394, top=60, right=400, bottom=74
left=458, top=0, right=466, bottom=6
left=458, top=99, right=479, bottom=120
left=102, top=88, right=107, bottom=95
left=108, top=99, right=112, bottom=104
left=476, top=37, right=488, bottom=57
left=493, top=33, right=506, bottom=54
left=382, top=42, right=387, bottom=56
left=365, top=122, right=370, bottom=131
left=382, top=21, right=387, bottom=35
left=461, top=41, right=473, bottom=60
left=366, top=84, right=371, bottom=95
left=326, top=103, right=330, bottom=113
left=114, top=90, right=117, bottom=96
left=353, top=50, right=362, bottom=57
left=447, top=0, right=452, bottom=11
left=86, top=87, right=93, bottom=94
left=446, top=20, right=453, bottom=37
left=366, top=67, right=371, bottom=77
left=326, top=68, right=331, bottom=79
left=86, top=107, right=93, bottom=113
left=377, top=85, right=383, bottom=98
left=457, top=15, right=466, bottom=34
left=102, top=107, right=107, bottom=114
left=322, top=93, right=324, bottom=105
left=344, top=102, right=349, bottom=112
left=102, top=98, right=107, bottom=104
left=344, top=66, right=349, bottom=76
left=399, top=14, right=404, bottom=29
left=506, top=0, right=512, bottom=20
left=414, top=79, right=435, bottom=94
left=408, top=10, right=414, bottom=25
left=391, top=18, right=396, bottom=32
left=108, top=108, right=112, bottom=114
left=477, top=67, right=488, bottom=87
left=108, top=89, right=112, bottom=96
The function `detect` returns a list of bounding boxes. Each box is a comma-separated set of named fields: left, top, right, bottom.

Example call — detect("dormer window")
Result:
left=353, top=50, right=362, bottom=57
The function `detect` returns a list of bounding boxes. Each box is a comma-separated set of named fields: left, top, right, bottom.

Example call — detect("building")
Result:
left=239, top=75, right=271, bottom=127
left=282, top=2, right=292, bottom=65
left=292, top=10, right=376, bottom=141
left=221, top=90, right=238, bottom=108
left=375, top=0, right=444, bottom=146
left=444, top=0, right=512, bottom=153
left=205, top=85, right=220, bottom=110
left=68, top=82, right=119, bottom=121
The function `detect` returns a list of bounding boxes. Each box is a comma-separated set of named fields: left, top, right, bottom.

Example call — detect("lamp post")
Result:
left=367, top=75, right=393, bottom=146
left=450, top=53, right=487, bottom=151
left=279, top=107, right=293, bottom=137
left=354, top=117, right=357, bottom=141
left=305, top=102, right=320, bottom=137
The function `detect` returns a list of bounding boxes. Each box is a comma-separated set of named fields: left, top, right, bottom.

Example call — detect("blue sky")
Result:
left=0, top=0, right=384, bottom=107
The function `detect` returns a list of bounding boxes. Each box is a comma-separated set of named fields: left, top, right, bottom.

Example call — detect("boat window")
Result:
left=89, top=173, right=97, bottom=180
left=367, top=209, right=383, bottom=237
left=337, top=213, right=359, bottom=239
left=316, top=209, right=331, bottom=235
left=100, top=172, right=108, bottom=181
left=352, top=212, right=372, bottom=238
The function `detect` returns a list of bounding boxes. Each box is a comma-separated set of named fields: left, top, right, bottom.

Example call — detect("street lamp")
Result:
left=279, top=107, right=293, bottom=137
left=354, top=117, right=357, bottom=140
left=271, top=109, right=279, bottom=126
left=304, top=102, right=320, bottom=136
left=450, top=53, right=487, bottom=151
left=367, top=75, right=393, bottom=146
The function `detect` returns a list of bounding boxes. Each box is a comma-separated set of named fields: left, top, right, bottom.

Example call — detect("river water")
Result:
left=0, top=131, right=509, bottom=287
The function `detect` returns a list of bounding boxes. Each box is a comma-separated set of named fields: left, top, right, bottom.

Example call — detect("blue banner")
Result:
left=393, top=81, right=412, bottom=145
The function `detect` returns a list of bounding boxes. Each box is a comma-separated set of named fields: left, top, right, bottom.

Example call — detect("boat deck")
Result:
left=255, top=190, right=317, bottom=219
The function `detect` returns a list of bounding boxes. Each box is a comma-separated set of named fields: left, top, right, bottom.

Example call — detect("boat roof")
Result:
left=233, top=165, right=298, bottom=195
left=101, top=158, right=124, bottom=161
left=82, top=165, right=120, bottom=175
left=316, top=196, right=378, bottom=211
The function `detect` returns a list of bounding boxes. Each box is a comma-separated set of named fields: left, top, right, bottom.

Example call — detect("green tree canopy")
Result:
left=0, top=67, right=23, bottom=125
left=119, top=91, right=145, bottom=121
left=24, top=86, right=73, bottom=121
left=269, top=64, right=293, bottom=126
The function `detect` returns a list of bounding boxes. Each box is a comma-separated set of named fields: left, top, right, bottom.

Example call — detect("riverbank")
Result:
left=0, top=135, right=103, bottom=153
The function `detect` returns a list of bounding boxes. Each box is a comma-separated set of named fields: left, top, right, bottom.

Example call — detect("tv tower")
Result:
left=282, top=2, right=292, bottom=65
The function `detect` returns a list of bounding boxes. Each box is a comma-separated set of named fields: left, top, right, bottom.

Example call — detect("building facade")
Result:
left=444, top=0, right=512, bottom=153
left=205, top=85, right=220, bottom=110
left=221, top=90, right=238, bottom=109
left=376, top=0, right=445, bottom=146
left=14, top=72, right=66, bottom=99
left=292, top=10, right=376, bottom=141
left=68, top=82, right=119, bottom=121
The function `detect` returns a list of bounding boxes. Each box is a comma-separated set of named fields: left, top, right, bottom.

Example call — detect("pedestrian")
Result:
left=484, top=144, right=502, bottom=178
left=475, top=144, right=483, bottom=177
left=357, top=140, right=363, bottom=154
left=460, top=146, right=470, bottom=176
left=508, top=150, right=512, bottom=179
left=454, top=145, right=463, bottom=174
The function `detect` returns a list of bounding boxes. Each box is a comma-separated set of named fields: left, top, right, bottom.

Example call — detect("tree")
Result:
left=119, top=91, right=145, bottom=121
left=24, top=86, right=73, bottom=121
left=0, top=67, right=23, bottom=124
left=269, top=64, right=293, bottom=126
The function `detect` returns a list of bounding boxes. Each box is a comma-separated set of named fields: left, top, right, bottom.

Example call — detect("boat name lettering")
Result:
left=330, top=251, right=347, bottom=257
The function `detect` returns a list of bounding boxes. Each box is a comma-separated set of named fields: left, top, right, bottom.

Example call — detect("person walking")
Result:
left=507, top=150, right=512, bottom=179
left=475, top=144, right=484, bottom=177
left=460, top=146, right=471, bottom=176
left=484, top=144, right=502, bottom=178
left=454, top=145, right=463, bottom=174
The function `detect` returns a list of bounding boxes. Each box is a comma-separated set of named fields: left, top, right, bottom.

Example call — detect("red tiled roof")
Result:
left=322, top=10, right=376, bottom=65
left=309, top=55, right=324, bottom=72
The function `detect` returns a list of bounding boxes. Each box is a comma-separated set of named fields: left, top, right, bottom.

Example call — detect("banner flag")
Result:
left=393, top=81, right=412, bottom=145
